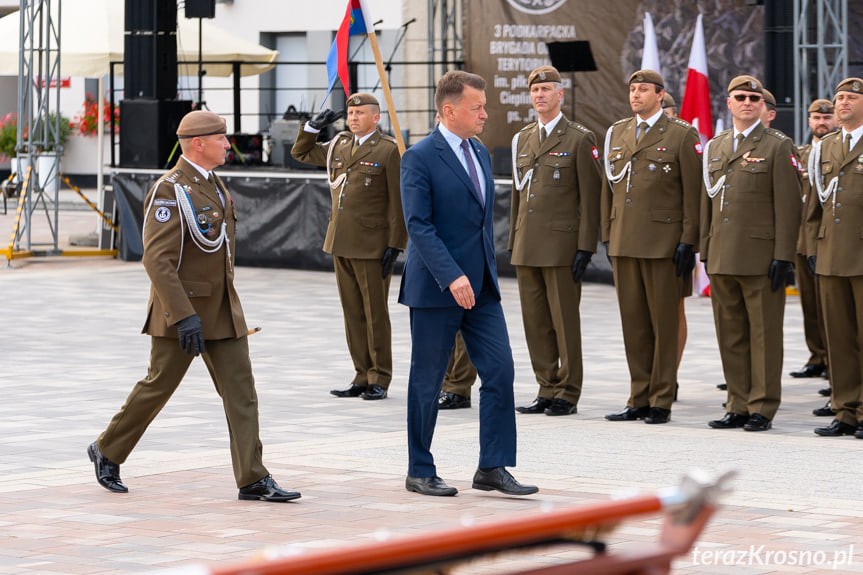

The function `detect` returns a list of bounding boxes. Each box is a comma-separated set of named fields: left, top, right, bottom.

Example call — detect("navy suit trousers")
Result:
left=406, top=289, right=517, bottom=478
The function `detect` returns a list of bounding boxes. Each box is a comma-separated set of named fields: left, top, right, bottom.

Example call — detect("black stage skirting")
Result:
left=110, top=167, right=612, bottom=282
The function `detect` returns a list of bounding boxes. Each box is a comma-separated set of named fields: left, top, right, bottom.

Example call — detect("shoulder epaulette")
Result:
left=764, top=127, right=788, bottom=140
left=163, top=170, right=182, bottom=183
left=612, top=117, right=630, bottom=127
left=821, top=130, right=841, bottom=144
left=519, top=121, right=538, bottom=134
left=570, top=121, right=590, bottom=133
left=378, top=132, right=398, bottom=145
left=669, top=117, right=693, bottom=128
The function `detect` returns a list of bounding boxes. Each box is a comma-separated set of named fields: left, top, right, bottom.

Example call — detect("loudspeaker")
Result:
left=124, top=33, right=178, bottom=100
left=120, top=99, right=192, bottom=169
left=125, top=0, right=176, bottom=32
left=185, top=0, right=216, bottom=19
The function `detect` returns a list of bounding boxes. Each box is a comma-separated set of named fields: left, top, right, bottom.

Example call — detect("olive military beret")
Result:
left=661, top=93, right=676, bottom=109
left=176, top=110, right=227, bottom=139
left=528, top=66, right=562, bottom=87
left=808, top=98, right=834, bottom=114
left=629, top=69, right=664, bottom=89
left=762, top=89, right=776, bottom=110
left=727, top=75, right=763, bottom=94
left=347, top=92, right=379, bottom=107
left=835, top=78, right=863, bottom=96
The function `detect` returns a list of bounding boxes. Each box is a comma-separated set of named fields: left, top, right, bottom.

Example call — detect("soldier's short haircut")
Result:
left=435, top=71, right=486, bottom=114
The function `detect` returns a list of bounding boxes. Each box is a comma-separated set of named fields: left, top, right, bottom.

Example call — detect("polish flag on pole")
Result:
left=640, top=12, right=662, bottom=76
left=680, top=14, right=713, bottom=145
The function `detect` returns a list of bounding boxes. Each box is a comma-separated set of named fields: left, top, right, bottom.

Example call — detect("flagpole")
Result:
left=358, top=0, right=406, bottom=156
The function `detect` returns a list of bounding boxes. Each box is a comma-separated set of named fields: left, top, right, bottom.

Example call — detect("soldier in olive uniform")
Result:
left=792, top=99, right=836, bottom=389
left=292, top=93, right=407, bottom=400
left=510, top=65, right=602, bottom=416
left=88, top=111, right=300, bottom=502
left=809, top=78, right=863, bottom=439
left=602, top=70, right=702, bottom=425
left=701, top=75, right=802, bottom=432
left=439, top=333, right=477, bottom=409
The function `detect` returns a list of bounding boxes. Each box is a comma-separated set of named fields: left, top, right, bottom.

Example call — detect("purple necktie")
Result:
left=460, top=139, right=485, bottom=207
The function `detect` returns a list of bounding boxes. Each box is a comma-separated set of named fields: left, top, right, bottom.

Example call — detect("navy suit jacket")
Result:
left=399, top=126, right=500, bottom=308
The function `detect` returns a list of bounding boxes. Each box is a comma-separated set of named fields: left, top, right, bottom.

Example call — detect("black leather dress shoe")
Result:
left=818, top=386, right=832, bottom=397
left=472, top=467, right=538, bottom=496
left=814, top=419, right=857, bottom=437
left=708, top=412, right=748, bottom=429
left=743, top=413, right=772, bottom=431
left=238, top=475, right=301, bottom=502
left=439, top=391, right=471, bottom=409
left=360, top=384, right=388, bottom=400
left=516, top=397, right=552, bottom=414
left=544, top=398, right=577, bottom=416
left=405, top=475, right=457, bottom=496
left=605, top=406, right=649, bottom=421
left=87, top=441, right=128, bottom=493
left=855, top=424, right=863, bottom=439
left=644, top=407, right=670, bottom=424
left=716, top=383, right=727, bottom=390
left=790, top=363, right=826, bottom=378
left=812, top=402, right=835, bottom=417
left=330, top=384, right=367, bottom=397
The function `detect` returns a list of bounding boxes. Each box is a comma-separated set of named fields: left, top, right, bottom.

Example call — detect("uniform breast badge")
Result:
left=663, top=164, right=672, bottom=174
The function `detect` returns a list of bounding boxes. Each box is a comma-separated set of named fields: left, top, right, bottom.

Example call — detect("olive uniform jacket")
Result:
left=795, top=143, right=812, bottom=256
left=508, top=116, right=602, bottom=267
left=291, top=127, right=407, bottom=258
left=700, top=123, right=801, bottom=275
left=141, top=156, right=247, bottom=340
left=601, top=114, right=702, bottom=258
left=806, top=130, right=863, bottom=276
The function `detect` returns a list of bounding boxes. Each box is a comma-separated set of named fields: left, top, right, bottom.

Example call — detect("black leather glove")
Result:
left=175, top=314, right=205, bottom=356
left=808, top=255, right=817, bottom=275
left=767, top=259, right=793, bottom=292
left=603, top=241, right=612, bottom=264
left=307, top=109, right=340, bottom=130
left=571, top=250, right=592, bottom=283
left=381, top=247, right=402, bottom=278
left=672, top=242, right=695, bottom=277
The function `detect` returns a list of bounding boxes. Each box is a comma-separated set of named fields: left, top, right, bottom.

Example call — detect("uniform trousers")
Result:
left=612, top=257, right=680, bottom=410
left=820, top=275, right=863, bottom=426
left=795, top=252, right=828, bottom=368
left=98, top=336, right=268, bottom=488
left=406, top=290, right=516, bottom=478
left=709, top=274, right=785, bottom=419
left=442, top=331, right=478, bottom=397
left=515, top=265, right=584, bottom=405
left=334, top=255, right=393, bottom=388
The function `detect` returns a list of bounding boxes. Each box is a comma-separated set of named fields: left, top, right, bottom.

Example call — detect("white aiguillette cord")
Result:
left=326, top=132, right=350, bottom=211
left=702, top=137, right=727, bottom=212
left=511, top=131, right=533, bottom=202
left=603, top=124, right=632, bottom=193
left=808, top=139, right=839, bottom=216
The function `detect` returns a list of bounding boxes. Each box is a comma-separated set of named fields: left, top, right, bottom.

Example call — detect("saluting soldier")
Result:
left=701, top=75, right=801, bottom=432
left=291, top=93, right=407, bottom=401
left=809, top=79, right=863, bottom=439
left=509, top=65, right=602, bottom=417
left=88, top=111, right=300, bottom=502
left=791, top=99, right=835, bottom=393
left=602, top=70, right=702, bottom=425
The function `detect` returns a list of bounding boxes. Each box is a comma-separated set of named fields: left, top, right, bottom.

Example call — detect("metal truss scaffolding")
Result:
left=427, top=0, right=463, bottom=125
left=14, top=0, right=62, bottom=255
left=794, top=0, right=847, bottom=143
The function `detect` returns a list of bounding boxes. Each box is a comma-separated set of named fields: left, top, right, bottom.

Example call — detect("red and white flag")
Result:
left=680, top=14, right=713, bottom=145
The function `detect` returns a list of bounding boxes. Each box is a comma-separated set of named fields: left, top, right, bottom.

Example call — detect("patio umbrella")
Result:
left=0, top=0, right=278, bottom=78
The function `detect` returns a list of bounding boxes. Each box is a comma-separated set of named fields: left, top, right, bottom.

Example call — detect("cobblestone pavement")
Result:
left=0, top=205, right=861, bottom=574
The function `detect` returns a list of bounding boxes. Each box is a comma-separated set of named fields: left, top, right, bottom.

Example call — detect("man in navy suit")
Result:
left=399, top=70, right=538, bottom=497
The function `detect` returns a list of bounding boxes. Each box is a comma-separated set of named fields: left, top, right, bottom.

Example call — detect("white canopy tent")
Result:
left=0, top=0, right=279, bottom=199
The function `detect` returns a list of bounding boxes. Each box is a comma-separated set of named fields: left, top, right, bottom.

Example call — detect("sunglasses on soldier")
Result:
left=732, top=94, right=762, bottom=103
